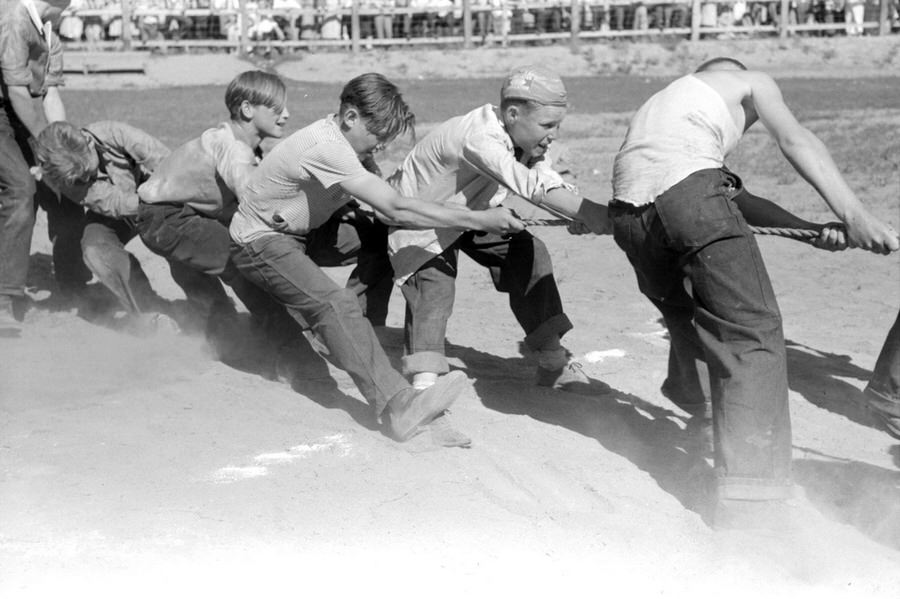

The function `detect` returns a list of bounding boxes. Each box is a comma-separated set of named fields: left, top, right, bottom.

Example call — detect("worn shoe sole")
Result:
left=391, top=371, right=469, bottom=442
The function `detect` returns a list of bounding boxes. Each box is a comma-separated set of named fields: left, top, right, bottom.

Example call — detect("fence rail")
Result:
left=59, top=0, right=900, bottom=55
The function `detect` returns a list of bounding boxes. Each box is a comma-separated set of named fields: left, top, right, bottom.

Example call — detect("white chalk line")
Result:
left=211, top=433, right=353, bottom=483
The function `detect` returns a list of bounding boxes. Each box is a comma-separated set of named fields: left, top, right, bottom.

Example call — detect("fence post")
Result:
left=351, top=0, right=361, bottom=54
left=779, top=0, right=790, bottom=38
left=463, top=0, right=473, bottom=49
left=879, top=0, right=891, bottom=35
left=690, top=0, right=701, bottom=41
left=239, top=0, right=249, bottom=57
left=121, top=0, right=133, bottom=50
left=570, top=0, right=581, bottom=50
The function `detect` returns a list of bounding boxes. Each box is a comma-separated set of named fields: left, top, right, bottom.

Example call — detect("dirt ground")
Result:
left=2, top=38, right=900, bottom=598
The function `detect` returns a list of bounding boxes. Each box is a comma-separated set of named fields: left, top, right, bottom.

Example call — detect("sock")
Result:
left=412, top=372, right=438, bottom=390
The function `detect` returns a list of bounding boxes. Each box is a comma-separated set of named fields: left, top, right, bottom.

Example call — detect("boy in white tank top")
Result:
left=609, top=57, right=898, bottom=530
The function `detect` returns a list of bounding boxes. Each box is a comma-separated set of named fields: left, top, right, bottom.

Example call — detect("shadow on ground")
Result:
left=786, top=339, right=875, bottom=427
left=794, top=447, right=900, bottom=550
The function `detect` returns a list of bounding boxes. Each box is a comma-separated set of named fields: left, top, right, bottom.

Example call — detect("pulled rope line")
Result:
left=520, top=218, right=828, bottom=240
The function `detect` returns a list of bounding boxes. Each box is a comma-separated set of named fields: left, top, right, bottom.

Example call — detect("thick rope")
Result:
left=520, top=218, right=829, bottom=241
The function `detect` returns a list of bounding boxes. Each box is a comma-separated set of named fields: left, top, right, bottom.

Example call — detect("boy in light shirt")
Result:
left=385, top=65, right=609, bottom=396
left=230, top=73, right=524, bottom=443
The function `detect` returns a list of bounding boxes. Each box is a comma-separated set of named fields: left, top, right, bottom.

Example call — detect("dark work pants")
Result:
left=400, top=229, right=573, bottom=376
left=610, top=168, right=793, bottom=501
left=0, top=100, right=89, bottom=299
left=867, top=309, right=900, bottom=403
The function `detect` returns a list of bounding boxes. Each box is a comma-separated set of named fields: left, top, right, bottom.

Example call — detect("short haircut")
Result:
left=340, top=73, right=415, bottom=143
left=695, top=57, right=748, bottom=73
left=225, top=70, right=287, bottom=120
left=33, top=121, right=97, bottom=188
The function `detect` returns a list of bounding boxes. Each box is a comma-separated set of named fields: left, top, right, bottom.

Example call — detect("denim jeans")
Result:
left=232, top=231, right=410, bottom=414
left=400, top=229, right=573, bottom=376
left=0, top=101, right=89, bottom=298
left=611, top=168, right=793, bottom=500
left=867, top=309, right=900, bottom=403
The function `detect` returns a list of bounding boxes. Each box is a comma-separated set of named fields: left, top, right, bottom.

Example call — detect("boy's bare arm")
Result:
left=341, top=172, right=524, bottom=235
left=748, top=72, right=898, bottom=253
left=42, top=87, right=66, bottom=123
left=6, top=86, right=49, bottom=138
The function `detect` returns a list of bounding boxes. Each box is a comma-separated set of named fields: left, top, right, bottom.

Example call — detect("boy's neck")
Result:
left=228, top=120, right=262, bottom=150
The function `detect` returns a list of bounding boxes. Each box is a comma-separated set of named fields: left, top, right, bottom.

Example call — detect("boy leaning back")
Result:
left=229, top=73, right=524, bottom=442
left=136, top=70, right=292, bottom=342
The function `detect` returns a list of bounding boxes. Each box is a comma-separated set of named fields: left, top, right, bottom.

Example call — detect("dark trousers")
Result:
left=232, top=229, right=409, bottom=414
left=400, top=229, right=573, bottom=376
left=867, top=309, right=900, bottom=403
left=136, top=201, right=281, bottom=323
left=610, top=168, right=793, bottom=501
left=0, top=100, right=89, bottom=299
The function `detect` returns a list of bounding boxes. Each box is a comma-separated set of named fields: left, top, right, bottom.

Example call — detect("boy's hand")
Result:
left=809, top=222, right=849, bottom=252
left=476, top=207, right=525, bottom=236
left=575, top=200, right=612, bottom=235
left=844, top=210, right=900, bottom=254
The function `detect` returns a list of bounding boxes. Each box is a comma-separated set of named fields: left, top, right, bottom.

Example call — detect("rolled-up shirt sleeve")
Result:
left=45, top=33, right=64, bottom=88
left=460, top=131, right=572, bottom=207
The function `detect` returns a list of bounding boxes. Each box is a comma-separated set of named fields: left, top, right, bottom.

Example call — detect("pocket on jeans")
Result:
left=656, top=193, right=745, bottom=251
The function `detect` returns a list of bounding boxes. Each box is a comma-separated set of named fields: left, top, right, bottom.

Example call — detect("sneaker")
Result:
left=0, top=295, right=22, bottom=337
left=536, top=360, right=589, bottom=391
left=388, top=370, right=469, bottom=442
left=429, top=411, right=472, bottom=448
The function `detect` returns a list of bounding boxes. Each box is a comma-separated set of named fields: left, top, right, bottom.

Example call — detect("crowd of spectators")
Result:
left=57, top=0, right=900, bottom=44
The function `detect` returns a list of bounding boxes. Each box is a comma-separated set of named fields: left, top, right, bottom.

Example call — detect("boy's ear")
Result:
left=239, top=100, right=255, bottom=120
left=341, top=106, right=361, bottom=128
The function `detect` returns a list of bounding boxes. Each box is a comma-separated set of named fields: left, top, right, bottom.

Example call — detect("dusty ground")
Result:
left=2, top=38, right=900, bottom=598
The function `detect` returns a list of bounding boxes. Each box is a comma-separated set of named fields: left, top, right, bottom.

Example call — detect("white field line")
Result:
left=211, top=433, right=353, bottom=483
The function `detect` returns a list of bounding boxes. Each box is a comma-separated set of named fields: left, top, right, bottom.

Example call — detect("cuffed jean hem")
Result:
left=716, top=477, right=794, bottom=501
left=522, top=313, right=574, bottom=351
left=402, top=351, right=450, bottom=377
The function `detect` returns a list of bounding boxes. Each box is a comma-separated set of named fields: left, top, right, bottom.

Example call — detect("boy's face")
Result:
left=246, top=102, right=290, bottom=140
left=504, top=103, right=567, bottom=161
left=340, top=107, right=388, bottom=157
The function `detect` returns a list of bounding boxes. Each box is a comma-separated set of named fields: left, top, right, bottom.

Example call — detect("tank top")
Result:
left=612, top=74, right=742, bottom=206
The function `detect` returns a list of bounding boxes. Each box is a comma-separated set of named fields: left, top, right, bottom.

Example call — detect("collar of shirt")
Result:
left=20, top=0, right=53, bottom=47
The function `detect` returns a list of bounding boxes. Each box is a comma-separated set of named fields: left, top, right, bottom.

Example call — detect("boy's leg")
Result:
left=654, top=171, right=793, bottom=515
left=459, top=230, right=578, bottom=386
left=865, top=309, right=900, bottom=438
left=233, top=233, right=410, bottom=413
left=306, top=207, right=394, bottom=326
left=399, top=250, right=458, bottom=383
left=137, top=201, right=237, bottom=312
left=36, top=185, right=91, bottom=299
left=0, top=104, right=37, bottom=328
left=81, top=216, right=142, bottom=313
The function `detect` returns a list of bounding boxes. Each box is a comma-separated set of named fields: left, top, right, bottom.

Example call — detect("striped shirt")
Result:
left=230, top=116, right=368, bottom=245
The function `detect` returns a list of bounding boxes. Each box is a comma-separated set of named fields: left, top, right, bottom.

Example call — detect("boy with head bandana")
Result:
left=385, top=65, right=609, bottom=399
left=0, top=0, right=90, bottom=334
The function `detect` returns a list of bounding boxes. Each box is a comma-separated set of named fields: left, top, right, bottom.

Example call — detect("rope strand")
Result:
left=520, top=218, right=833, bottom=241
